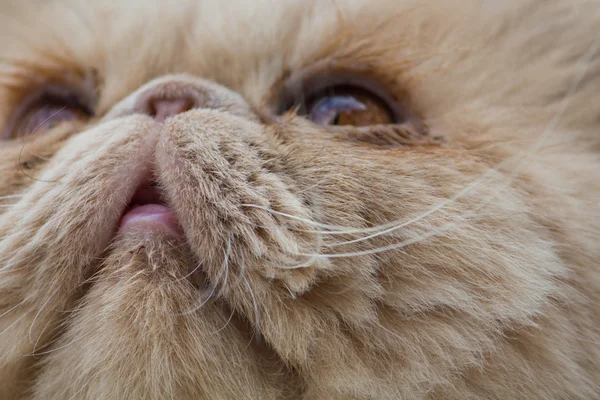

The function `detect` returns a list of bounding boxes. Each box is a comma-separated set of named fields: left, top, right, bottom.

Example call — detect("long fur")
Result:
left=0, top=0, right=599, bottom=399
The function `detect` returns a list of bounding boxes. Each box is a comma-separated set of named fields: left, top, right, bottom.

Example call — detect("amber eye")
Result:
left=305, top=86, right=394, bottom=126
left=278, top=71, right=408, bottom=127
left=3, top=86, right=93, bottom=140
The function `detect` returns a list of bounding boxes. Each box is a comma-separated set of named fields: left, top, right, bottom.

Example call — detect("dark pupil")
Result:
left=332, top=113, right=341, bottom=125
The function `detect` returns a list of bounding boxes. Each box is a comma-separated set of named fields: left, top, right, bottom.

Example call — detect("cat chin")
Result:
left=106, top=228, right=194, bottom=278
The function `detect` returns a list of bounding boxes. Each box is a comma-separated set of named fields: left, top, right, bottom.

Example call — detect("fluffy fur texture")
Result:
left=0, top=0, right=599, bottom=398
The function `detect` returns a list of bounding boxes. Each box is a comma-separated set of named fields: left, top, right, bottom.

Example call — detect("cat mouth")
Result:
left=119, top=180, right=183, bottom=235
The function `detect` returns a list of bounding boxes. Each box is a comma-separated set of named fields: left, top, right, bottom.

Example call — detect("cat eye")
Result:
left=278, top=70, right=408, bottom=127
left=3, top=85, right=93, bottom=140
left=305, top=87, right=394, bottom=126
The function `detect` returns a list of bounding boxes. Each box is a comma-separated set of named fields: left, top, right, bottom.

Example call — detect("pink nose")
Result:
left=148, top=96, right=194, bottom=122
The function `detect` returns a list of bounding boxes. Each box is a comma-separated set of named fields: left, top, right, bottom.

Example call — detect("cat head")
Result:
left=1, top=0, right=599, bottom=398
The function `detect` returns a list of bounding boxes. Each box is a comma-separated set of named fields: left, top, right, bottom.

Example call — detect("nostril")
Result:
left=149, top=96, right=195, bottom=122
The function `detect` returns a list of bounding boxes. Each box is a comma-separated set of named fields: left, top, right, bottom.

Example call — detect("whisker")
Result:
left=326, top=158, right=519, bottom=248
left=219, top=233, right=232, bottom=296
left=0, top=255, right=34, bottom=274
left=28, top=292, right=55, bottom=344
left=241, top=204, right=361, bottom=233
left=0, top=194, right=23, bottom=200
left=174, top=254, right=204, bottom=283
left=67, top=378, right=93, bottom=400
left=181, top=234, right=233, bottom=314
left=243, top=274, right=261, bottom=338
left=264, top=255, right=318, bottom=270
left=32, top=317, right=54, bottom=354
left=17, top=106, right=67, bottom=183
left=210, top=306, right=236, bottom=334
left=178, top=283, right=217, bottom=316
left=273, top=35, right=600, bottom=260
left=32, top=335, right=84, bottom=356
left=296, top=226, right=452, bottom=259
left=0, top=313, right=26, bottom=339
left=290, top=38, right=600, bottom=260
left=0, top=300, right=26, bottom=319
left=245, top=35, right=598, bottom=257
left=227, top=251, right=247, bottom=292
left=0, top=314, right=29, bottom=364
left=296, top=174, right=332, bottom=195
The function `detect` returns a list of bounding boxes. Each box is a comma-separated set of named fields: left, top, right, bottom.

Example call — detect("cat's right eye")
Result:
left=2, top=85, right=94, bottom=140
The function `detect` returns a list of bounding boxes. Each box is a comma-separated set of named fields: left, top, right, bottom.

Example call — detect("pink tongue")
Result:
left=119, top=204, right=182, bottom=234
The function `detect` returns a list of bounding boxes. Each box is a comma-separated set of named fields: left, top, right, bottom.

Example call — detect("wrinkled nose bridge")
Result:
left=103, top=74, right=257, bottom=122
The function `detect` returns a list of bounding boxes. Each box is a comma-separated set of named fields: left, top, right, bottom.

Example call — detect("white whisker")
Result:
left=32, top=317, right=54, bottom=354
left=0, top=313, right=26, bottom=339
left=179, top=285, right=217, bottom=316
left=296, top=173, right=332, bottom=195
left=210, top=307, right=236, bottom=334
left=18, top=106, right=66, bottom=140
left=243, top=275, right=261, bottom=335
left=0, top=313, right=27, bottom=363
left=0, top=300, right=26, bottom=319
left=28, top=292, right=55, bottom=344
left=326, top=161, right=512, bottom=248
left=227, top=251, right=247, bottom=292
left=241, top=204, right=359, bottom=233
left=287, top=39, right=600, bottom=260
left=32, top=335, right=84, bottom=356
left=297, top=37, right=600, bottom=258
left=219, top=233, right=232, bottom=296
left=175, top=260, right=203, bottom=283
left=245, top=36, right=597, bottom=259
left=67, top=378, right=93, bottom=400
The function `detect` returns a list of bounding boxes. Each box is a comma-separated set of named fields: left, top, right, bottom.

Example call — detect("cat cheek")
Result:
left=154, top=109, right=323, bottom=295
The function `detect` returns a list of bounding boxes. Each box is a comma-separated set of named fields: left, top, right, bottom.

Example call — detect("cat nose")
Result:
left=102, top=74, right=257, bottom=123
left=147, top=96, right=195, bottom=122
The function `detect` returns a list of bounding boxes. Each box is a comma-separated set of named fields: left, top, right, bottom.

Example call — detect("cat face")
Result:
left=1, top=0, right=599, bottom=399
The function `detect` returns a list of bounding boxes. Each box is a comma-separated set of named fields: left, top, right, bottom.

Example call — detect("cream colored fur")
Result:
left=0, top=0, right=599, bottom=399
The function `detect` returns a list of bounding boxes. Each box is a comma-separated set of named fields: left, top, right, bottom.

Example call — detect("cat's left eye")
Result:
left=305, top=87, right=395, bottom=126
left=3, top=86, right=93, bottom=140
left=277, top=71, right=409, bottom=127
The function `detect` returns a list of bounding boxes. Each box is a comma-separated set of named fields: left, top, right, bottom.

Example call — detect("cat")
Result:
left=0, top=0, right=599, bottom=398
